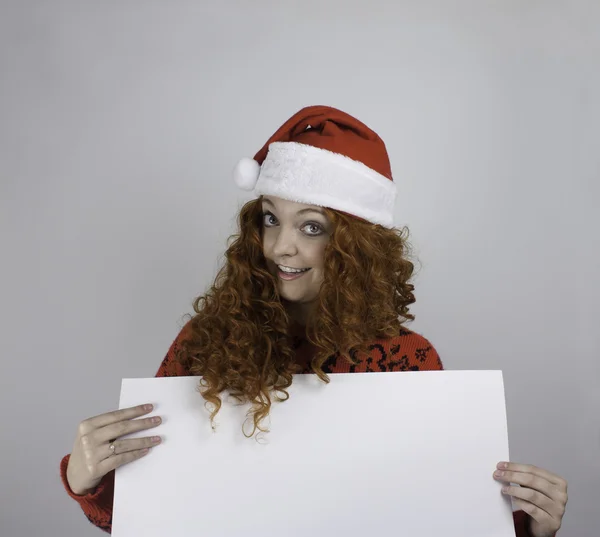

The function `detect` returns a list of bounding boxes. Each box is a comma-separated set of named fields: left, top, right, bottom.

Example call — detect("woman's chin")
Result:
left=279, top=289, right=306, bottom=302
left=279, top=289, right=318, bottom=306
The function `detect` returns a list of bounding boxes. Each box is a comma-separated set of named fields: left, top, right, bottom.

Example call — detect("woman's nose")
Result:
left=272, top=227, right=298, bottom=258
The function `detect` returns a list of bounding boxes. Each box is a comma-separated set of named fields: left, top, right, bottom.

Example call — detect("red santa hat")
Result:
left=233, top=105, right=397, bottom=228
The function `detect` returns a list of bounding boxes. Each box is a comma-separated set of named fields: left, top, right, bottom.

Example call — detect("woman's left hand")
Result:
left=494, top=462, right=568, bottom=537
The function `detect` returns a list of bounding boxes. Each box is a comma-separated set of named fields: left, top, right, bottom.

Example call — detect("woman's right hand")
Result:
left=66, top=404, right=162, bottom=495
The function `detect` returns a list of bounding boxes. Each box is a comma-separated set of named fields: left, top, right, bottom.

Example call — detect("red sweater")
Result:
left=60, top=326, right=535, bottom=535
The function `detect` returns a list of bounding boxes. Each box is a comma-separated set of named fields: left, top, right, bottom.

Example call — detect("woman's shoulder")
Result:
left=374, top=325, right=437, bottom=349
left=154, top=319, right=196, bottom=377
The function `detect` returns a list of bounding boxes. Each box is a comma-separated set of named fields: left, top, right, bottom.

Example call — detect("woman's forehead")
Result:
left=261, top=196, right=325, bottom=213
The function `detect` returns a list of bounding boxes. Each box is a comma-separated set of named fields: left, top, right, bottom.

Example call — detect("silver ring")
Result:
left=109, top=442, right=116, bottom=455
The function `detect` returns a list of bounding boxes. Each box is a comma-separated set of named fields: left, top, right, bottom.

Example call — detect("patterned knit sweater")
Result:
left=59, top=325, right=535, bottom=536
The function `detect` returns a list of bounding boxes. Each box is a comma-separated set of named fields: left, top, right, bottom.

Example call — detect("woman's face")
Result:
left=261, top=196, right=332, bottom=306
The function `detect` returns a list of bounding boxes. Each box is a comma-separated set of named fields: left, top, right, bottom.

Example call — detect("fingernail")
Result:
left=144, top=404, right=153, bottom=411
left=151, top=436, right=161, bottom=444
left=501, top=486, right=509, bottom=493
left=152, top=416, right=161, bottom=423
left=494, top=471, right=504, bottom=477
left=498, top=462, right=508, bottom=469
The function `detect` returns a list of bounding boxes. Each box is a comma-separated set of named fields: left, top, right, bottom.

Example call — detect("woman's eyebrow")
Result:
left=296, top=207, right=326, bottom=216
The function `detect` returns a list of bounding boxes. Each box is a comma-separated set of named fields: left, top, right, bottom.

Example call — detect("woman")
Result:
left=60, top=106, right=568, bottom=536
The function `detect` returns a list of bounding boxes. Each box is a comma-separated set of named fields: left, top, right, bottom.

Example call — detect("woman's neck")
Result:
left=284, top=300, right=315, bottom=326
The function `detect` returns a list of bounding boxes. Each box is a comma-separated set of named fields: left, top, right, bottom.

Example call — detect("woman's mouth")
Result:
left=277, top=265, right=311, bottom=281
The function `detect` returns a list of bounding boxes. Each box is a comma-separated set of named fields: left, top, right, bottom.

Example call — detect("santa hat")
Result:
left=233, top=105, right=396, bottom=228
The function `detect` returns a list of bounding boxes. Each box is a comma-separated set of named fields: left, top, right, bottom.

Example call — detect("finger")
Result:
left=494, top=469, right=566, bottom=504
left=494, top=470, right=552, bottom=495
left=511, top=497, right=558, bottom=528
left=501, top=485, right=555, bottom=517
left=97, top=447, right=152, bottom=475
left=93, top=415, right=162, bottom=444
left=101, top=435, right=162, bottom=460
left=497, top=462, right=566, bottom=488
left=80, top=404, right=154, bottom=433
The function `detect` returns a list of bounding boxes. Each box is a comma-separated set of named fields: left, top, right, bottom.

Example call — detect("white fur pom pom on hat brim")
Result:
left=233, top=157, right=260, bottom=191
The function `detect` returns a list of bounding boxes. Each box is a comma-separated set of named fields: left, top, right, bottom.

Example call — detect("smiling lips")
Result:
left=277, top=264, right=311, bottom=281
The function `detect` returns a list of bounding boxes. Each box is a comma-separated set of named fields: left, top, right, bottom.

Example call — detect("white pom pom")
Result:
left=233, top=157, right=260, bottom=191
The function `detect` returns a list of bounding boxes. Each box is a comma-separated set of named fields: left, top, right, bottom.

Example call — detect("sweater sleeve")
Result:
left=59, top=322, right=193, bottom=533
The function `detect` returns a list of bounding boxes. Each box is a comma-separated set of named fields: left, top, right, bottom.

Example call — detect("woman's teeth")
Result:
left=278, top=265, right=309, bottom=273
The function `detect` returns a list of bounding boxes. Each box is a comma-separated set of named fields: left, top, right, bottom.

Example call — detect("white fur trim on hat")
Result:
left=252, top=142, right=397, bottom=228
left=233, top=157, right=260, bottom=191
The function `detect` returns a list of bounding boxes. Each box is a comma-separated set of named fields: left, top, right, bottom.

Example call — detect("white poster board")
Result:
left=113, top=371, right=515, bottom=537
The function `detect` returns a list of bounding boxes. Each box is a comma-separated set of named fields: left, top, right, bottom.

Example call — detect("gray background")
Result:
left=1, top=1, right=598, bottom=536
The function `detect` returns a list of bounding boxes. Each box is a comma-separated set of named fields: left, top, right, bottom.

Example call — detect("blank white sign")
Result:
left=112, top=371, right=515, bottom=537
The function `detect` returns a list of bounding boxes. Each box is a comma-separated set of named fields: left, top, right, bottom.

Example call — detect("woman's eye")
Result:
left=302, top=223, right=323, bottom=236
left=263, top=213, right=278, bottom=227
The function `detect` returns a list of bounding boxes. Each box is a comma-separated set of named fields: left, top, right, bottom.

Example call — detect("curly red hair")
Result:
left=177, top=197, right=416, bottom=435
